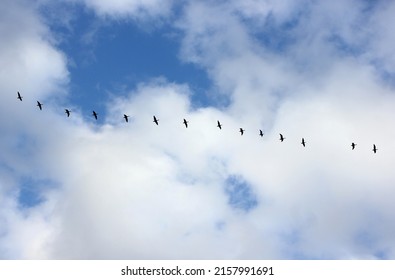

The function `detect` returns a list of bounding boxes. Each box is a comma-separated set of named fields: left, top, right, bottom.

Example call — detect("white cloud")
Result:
left=367, top=1, right=395, bottom=74
left=0, top=1, right=68, bottom=101
left=1, top=0, right=395, bottom=259
left=70, top=0, right=175, bottom=21
left=0, top=0, right=68, bottom=259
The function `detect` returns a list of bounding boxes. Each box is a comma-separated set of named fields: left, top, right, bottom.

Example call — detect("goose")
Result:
left=37, top=101, right=43, bottom=110
left=301, top=138, right=306, bottom=147
left=153, top=115, right=159, bottom=125
left=217, top=120, right=222, bottom=130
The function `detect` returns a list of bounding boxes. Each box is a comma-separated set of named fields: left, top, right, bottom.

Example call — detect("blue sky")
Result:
left=50, top=3, right=212, bottom=119
left=1, top=0, right=395, bottom=259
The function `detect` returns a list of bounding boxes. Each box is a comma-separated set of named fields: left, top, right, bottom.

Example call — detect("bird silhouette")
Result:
left=279, top=133, right=285, bottom=142
left=17, top=91, right=23, bottom=101
left=217, top=120, right=222, bottom=130
left=351, top=142, right=356, bottom=150
left=92, top=111, right=98, bottom=120
left=301, top=138, right=306, bottom=147
left=65, top=109, right=71, bottom=117
left=239, top=128, right=244, bottom=135
left=373, top=144, right=378, bottom=153
left=37, top=101, right=43, bottom=110
left=259, top=130, right=264, bottom=137
left=183, top=118, right=188, bottom=128
left=124, top=114, right=130, bottom=123
left=153, top=115, right=159, bottom=125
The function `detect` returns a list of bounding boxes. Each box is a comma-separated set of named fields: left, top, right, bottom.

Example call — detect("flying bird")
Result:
left=259, top=130, right=264, bottom=137
left=279, top=133, right=285, bottom=142
left=37, top=101, right=43, bottom=110
left=92, top=110, right=98, bottom=120
left=153, top=115, right=159, bottom=125
left=65, top=109, right=71, bottom=117
left=124, top=114, right=130, bottom=123
left=239, top=128, right=244, bottom=135
left=351, top=142, right=356, bottom=150
left=183, top=118, right=188, bottom=128
left=17, top=91, right=23, bottom=101
left=217, top=120, right=222, bottom=130
left=373, top=144, right=378, bottom=154
left=301, top=138, right=306, bottom=147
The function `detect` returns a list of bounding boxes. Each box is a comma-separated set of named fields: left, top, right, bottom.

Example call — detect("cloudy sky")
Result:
left=1, top=0, right=395, bottom=259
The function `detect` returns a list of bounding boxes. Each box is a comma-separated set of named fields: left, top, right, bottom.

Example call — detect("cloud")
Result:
left=1, top=0, right=395, bottom=259
left=70, top=0, right=175, bottom=21
left=0, top=1, right=68, bottom=100
left=0, top=0, right=68, bottom=259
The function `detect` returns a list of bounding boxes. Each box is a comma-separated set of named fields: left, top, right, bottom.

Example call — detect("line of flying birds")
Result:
left=16, top=91, right=379, bottom=153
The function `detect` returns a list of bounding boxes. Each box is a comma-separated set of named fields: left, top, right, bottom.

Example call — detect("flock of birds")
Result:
left=16, top=91, right=379, bottom=153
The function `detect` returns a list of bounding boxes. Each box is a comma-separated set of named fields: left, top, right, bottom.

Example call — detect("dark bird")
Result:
left=259, top=130, right=264, bottom=137
left=65, top=109, right=71, bottom=117
left=153, top=115, right=159, bottom=125
left=183, top=118, right=188, bottom=128
left=351, top=142, right=356, bottom=150
left=301, top=138, right=306, bottom=147
left=17, top=91, right=23, bottom=101
left=217, top=120, right=222, bottom=130
left=239, top=128, right=244, bottom=135
left=124, top=114, right=130, bottom=123
left=279, top=133, right=285, bottom=142
left=92, top=110, right=98, bottom=120
left=373, top=144, right=378, bottom=154
left=37, top=101, right=43, bottom=110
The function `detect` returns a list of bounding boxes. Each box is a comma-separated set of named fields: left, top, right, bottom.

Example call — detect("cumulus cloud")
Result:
left=1, top=0, right=395, bottom=260
left=0, top=0, right=68, bottom=259
left=0, top=1, right=68, bottom=100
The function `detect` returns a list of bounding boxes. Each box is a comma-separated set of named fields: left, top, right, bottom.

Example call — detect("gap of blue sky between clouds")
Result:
left=45, top=3, right=212, bottom=121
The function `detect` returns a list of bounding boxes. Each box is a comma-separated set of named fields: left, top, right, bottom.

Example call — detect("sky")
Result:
left=1, top=0, right=395, bottom=259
